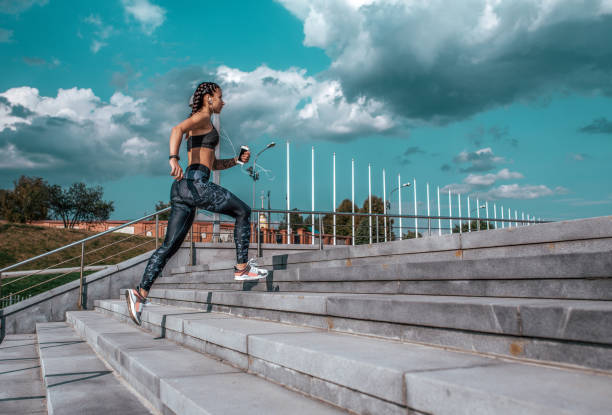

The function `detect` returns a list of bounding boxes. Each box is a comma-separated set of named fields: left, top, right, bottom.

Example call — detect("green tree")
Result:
left=278, top=208, right=306, bottom=233
left=154, top=201, right=171, bottom=220
left=452, top=219, right=494, bottom=233
left=320, top=198, right=359, bottom=237
left=355, top=195, right=395, bottom=244
left=48, top=182, right=114, bottom=228
left=0, top=176, right=50, bottom=223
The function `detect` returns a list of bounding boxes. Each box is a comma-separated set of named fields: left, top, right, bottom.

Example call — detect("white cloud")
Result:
left=0, top=86, right=147, bottom=134
left=84, top=14, right=113, bottom=53
left=453, top=147, right=506, bottom=172
left=277, top=0, right=612, bottom=121
left=215, top=64, right=397, bottom=140
left=121, top=136, right=159, bottom=157
left=0, top=142, right=57, bottom=169
left=483, top=184, right=569, bottom=199
left=121, top=0, right=166, bottom=35
left=91, top=40, right=106, bottom=53
left=464, top=168, right=523, bottom=186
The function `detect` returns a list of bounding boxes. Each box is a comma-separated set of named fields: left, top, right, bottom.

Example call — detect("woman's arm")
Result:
left=213, top=156, right=238, bottom=170
left=212, top=148, right=251, bottom=170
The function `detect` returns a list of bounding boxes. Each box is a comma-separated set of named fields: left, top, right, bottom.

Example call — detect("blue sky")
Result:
left=1, top=0, right=611, bottom=223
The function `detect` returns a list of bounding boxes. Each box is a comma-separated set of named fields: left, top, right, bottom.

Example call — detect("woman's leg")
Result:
left=197, top=181, right=251, bottom=265
left=138, top=201, right=196, bottom=295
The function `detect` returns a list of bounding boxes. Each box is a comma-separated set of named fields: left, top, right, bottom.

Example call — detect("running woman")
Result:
left=126, top=81, right=268, bottom=325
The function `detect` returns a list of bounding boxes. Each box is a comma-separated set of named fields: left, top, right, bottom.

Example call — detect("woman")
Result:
left=126, top=81, right=268, bottom=326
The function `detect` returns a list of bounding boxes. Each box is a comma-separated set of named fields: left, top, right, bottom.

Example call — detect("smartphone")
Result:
left=236, top=145, right=249, bottom=165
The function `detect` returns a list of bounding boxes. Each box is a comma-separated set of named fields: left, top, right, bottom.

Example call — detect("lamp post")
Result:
left=247, top=142, right=276, bottom=209
left=471, top=204, right=486, bottom=231
left=387, top=182, right=411, bottom=240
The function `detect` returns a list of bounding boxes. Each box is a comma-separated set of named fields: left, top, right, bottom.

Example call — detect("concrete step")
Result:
left=121, top=289, right=612, bottom=371
left=154, top=277, right=612, bottom=300
left=160, top=251, right=612, bottom=300
left=0, top=334, right=46, bottom=414
left=35, top=322, right=153, bottom=415
left=95, top=299, right=612, bottom=415
left=170, top=216, right=612, bottom=276
left=65, top=310, right=348, bottom=415
left=146, top=289, right=612, bottom=344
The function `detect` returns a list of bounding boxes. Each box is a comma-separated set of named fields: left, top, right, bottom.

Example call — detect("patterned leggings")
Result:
left=138, top=164, right=251, bottom=291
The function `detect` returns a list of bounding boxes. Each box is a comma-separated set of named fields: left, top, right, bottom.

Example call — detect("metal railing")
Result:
left=0, top=207, right=171, bottom=310
left=0, top=205, right=544, bottom=310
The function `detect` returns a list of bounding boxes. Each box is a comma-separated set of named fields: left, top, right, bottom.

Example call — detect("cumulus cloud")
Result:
left=464, top=168, right=523, bottom=186
left=0, top=86, right=159, bottom=185
left=579, top=117, right=612, bottom=134
left=453, top=147, right=505, bottom=172
left=0, top=62, right=398, bottom=185
left=214, top=64, right=398, bottom=141
left=0, top=0, right=47, bottom=14
left=0, top=142, right=58, bottom=169
left=0, top=28, right=13, bottom=43
left=483, top=184, right=568, bottom=199
left=278, top=0, right=612, bottom=122
left=121, top=0, right=166, bottom=35
left=441, top=147, right=562, bottom=200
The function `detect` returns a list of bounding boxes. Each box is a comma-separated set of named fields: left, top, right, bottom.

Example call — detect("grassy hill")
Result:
left=0, top=221, right=155, bottom=302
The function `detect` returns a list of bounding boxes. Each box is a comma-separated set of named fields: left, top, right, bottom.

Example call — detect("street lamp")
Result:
left=247, top=142, right=276, bottom=209
left=387, top=182, right=411, bottom=240
left=470, top=204, right=486, bottom=231
left=387, top=182, right=411, bottom=210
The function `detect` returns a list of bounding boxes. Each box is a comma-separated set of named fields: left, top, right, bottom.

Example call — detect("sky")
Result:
left=1, top=0, right=611, bottom=223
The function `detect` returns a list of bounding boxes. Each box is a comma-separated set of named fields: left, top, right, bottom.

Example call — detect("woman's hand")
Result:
left=239, top=150, right=251, bottom=164
left=169, top=158, right=183, bottom=181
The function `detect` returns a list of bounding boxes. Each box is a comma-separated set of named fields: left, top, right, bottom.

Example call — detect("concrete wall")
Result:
left=0, top=242, right=319, bottom=337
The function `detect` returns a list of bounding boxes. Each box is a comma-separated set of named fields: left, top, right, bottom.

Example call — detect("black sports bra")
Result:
left=187, top=126, right=219, bottom=150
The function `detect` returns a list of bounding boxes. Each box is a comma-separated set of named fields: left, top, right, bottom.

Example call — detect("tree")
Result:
left=278, top=208, right=306, bottom=233
left=154, top=201, right=171, bottom=220
left=320, top=199, right=358, bottom=237
left=48, top=182, right=114, bottom=228
left=452, top=219, right=494, bottom=233
left=0, top=176, right=50, bottom=223
left=355, top=195, right=395, bottom=244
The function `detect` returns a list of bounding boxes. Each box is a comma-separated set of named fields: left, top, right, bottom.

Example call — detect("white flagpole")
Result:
left=333, top=152, right=336, bottom=245
left=413, top=178, right=418, bottom=238
left=352, top=159, right=355, bottom=246
left=286, top=141, right=290, bottom=240
left=311, top=146, right=315, bottom=244
left=368, top=163, right=372, bottom=244
left=383, top=169, right=387, bottom=242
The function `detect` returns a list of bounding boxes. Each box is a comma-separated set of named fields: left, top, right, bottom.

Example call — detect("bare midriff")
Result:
left=187, top=127, right=215, bottom=169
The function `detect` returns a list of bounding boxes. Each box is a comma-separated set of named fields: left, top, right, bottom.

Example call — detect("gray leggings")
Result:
left=138, top=164, right=251, bottom=291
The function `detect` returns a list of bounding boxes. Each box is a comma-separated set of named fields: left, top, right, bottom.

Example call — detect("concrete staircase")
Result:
left=5, top=216, right=611, bottom=414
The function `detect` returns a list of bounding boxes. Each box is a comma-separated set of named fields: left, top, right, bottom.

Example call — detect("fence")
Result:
left=0, top=206, right=542, bottom=310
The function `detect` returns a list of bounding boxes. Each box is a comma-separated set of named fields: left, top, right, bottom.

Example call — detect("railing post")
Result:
left=376, top=216, right=379, bottom=243
left=189, top=225, right=194, bottom=266
left=257, top=210, right=262, bottom=258
left=155, top=213, right=159, bottom=249
left=78, top=241, right=85, bottom=310
left=318, top=214, right=323, bottom=250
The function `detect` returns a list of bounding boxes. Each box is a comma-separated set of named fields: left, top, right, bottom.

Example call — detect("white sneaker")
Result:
left=233, top=258, right=269, bottom=281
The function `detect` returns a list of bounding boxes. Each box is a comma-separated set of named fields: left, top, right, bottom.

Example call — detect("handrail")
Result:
left=250, top=208, right=545, bottom=224
left=0, top=207, right=171, bottom=274
left=0, top=204, right=546, bottom=309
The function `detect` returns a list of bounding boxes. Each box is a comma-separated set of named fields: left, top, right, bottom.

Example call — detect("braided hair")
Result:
left=189, top=81, right=220, bottom=117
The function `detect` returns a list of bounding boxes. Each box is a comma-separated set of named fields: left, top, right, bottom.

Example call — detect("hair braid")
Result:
left=189, top=81, right=220, bottom=116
